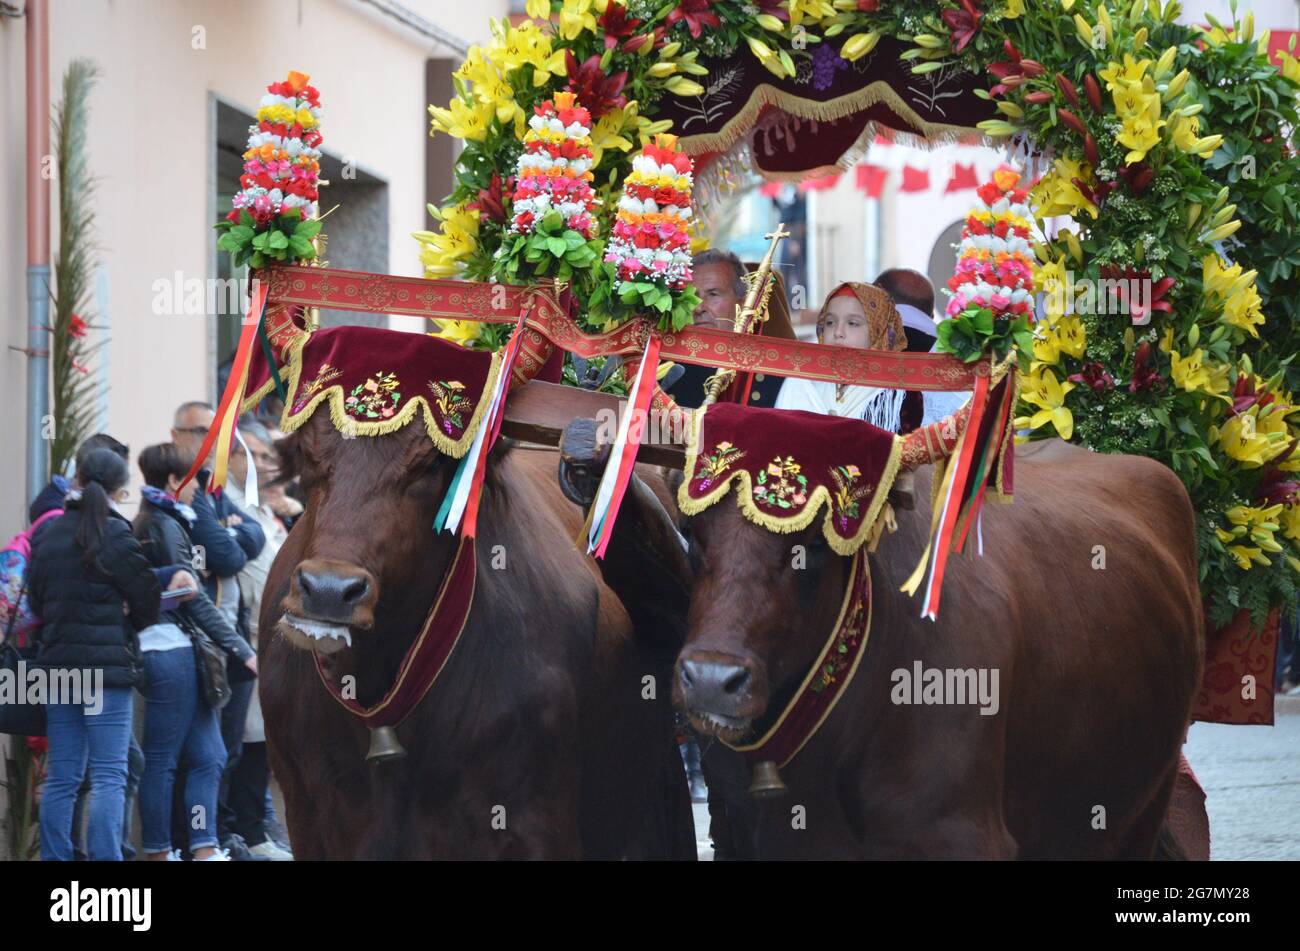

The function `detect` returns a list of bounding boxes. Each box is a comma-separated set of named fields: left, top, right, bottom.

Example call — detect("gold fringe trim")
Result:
left=681, top=78, right=985, bottom=166
left=240, top=370, right=288, bottom=416
left=723, top=549, right=872, bottom=767
left=268, top=332, right=504, bottom=459
left=676, top=405, right=904, bottom=558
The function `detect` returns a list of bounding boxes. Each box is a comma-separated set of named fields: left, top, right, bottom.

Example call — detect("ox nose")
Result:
left=680, top=657, right=753, bottom=716
left=293, top=563, right=374, bottom=625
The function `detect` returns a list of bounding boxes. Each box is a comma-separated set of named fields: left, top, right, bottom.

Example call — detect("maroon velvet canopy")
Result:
left=654, top=36, right=995, bottom=181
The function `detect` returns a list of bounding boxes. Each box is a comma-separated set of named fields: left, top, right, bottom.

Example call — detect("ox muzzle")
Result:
left=675, top=648, right=770, bottom=741
left=278, top=559, right=378, bottom=654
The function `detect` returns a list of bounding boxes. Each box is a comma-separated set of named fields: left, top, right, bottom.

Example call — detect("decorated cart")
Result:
left=178, top=1, right=1300, bottom=862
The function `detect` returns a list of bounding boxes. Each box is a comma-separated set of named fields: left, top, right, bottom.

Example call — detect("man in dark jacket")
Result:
left=171, top=401, right=268, bottom=858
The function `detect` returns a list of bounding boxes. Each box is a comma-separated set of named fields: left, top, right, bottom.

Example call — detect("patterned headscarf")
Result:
left=816, top=282, right=906, bottom=353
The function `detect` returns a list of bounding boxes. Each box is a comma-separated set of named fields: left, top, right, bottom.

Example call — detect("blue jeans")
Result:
left=139, top=646, right=226, bottom=853
left=40, top=685, right=135, bottom=861
left=73, top=735, right=143, bottom=860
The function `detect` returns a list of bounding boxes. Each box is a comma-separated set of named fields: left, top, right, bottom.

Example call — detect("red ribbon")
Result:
left=178, top=280, right=269, bottom=494
left=593, top=334, right=662, bottom=559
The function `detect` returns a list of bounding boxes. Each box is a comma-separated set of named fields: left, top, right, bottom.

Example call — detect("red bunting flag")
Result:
left=945, top=162, right=980, bottom=193
left=900, top=165, right=930, bottom=193
left=855, top=163, right=887, bottom=198
left=799, top=173, right=841, bottom=192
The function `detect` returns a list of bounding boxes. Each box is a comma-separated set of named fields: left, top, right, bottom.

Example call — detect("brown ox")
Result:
left=560, top=429, right=1203, bottom=859
left=260, top=412, right=695, bottom=859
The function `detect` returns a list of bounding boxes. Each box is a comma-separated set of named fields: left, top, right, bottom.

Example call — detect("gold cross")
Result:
left=764, top=223, right=791, bottom=243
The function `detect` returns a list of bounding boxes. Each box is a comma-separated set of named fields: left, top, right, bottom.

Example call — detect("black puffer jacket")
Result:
left=28, top=500, right=161, bottom=688
left=134, top=496, right=255, bottom=666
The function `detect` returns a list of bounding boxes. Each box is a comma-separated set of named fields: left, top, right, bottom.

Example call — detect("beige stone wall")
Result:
left=1, top=0, right=503, bottom=540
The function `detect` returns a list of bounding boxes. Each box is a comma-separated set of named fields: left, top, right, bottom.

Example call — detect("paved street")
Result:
left=1187, top=699, right=1300, bottom=860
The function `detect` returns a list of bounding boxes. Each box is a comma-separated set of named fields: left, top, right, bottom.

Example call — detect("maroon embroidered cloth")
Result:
left=679, top=403, right=902, bottom=555
left=655, top=36, right=994, bottom=180
left=244, top=325, right=501, bottom=457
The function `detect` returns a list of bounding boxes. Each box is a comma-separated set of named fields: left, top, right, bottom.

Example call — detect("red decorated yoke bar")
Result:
left=262, top=266, right=985, bottom=393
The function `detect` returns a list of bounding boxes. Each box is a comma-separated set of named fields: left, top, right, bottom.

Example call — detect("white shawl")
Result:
left=774, top=377, right=905, bottom=432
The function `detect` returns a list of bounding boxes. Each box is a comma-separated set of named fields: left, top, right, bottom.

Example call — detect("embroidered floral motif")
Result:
left=344, top=371, right=401, bottom=420
left=753, top=456, right=808, bottom=510
left=692, top=441, right=746, bottom=491
left=829, top=464, right=875, bottom=532
left=292, top=363, right=342, bottom=414
left=811, top=599, right=866, bottom=694
left=428, top=379, right=471, bottom=435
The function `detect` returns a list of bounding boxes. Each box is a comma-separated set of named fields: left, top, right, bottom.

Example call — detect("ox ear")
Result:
left=888, top=469, right=916, bottom=511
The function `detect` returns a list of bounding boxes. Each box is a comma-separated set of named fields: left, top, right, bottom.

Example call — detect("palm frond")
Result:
left=49, top=59, right=104, bottom=473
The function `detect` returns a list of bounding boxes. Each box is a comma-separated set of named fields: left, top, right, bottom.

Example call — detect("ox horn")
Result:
left=747, top=760, right=788, bottom=798
left=366, top=725, right=407, bottom=764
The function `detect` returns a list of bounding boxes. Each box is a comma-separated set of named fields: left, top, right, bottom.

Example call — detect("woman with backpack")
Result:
left=133, top=444, right=258, bottom=862
left=27, top=448, right=161, bottom=861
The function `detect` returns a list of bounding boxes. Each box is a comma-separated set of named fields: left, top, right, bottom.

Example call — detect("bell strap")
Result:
left=723, top=549, right=873, bottom=769
left=314, top=534, right=476, bottom=729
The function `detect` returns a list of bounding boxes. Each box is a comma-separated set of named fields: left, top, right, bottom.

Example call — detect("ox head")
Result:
left=674, top=503, right=855, bottom=743
left=274, top=412, right=458, bottom=658
left=669, top=401, right=933, bottom=744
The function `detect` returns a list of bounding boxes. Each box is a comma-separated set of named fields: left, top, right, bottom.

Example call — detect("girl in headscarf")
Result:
left=774, top=282, right=910, bottom=430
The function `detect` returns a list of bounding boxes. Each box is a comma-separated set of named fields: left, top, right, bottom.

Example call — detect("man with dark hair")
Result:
left=167, top=400, right=268, bottom=859
left=671, top=250, right=784, bottom=409
left=875, top=268, right=938, bottom=353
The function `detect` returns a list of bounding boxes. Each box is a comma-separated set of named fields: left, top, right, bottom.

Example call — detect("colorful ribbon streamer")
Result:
left=586, top=334, right=662, bottom=559
left=178, top=280, right=269, bottom=495
left=434, top=308, right=528, bottom=537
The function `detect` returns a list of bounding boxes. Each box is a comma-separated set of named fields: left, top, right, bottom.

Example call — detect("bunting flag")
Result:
left=945, top=162, right=980, bottom=193
left=900, top=165, right=930, bottom=193
left=798, top=173, right=841, bottom=192
left=855, top=163, right=888, bottom=199
left=586, top=333, right=663, bottom=559
left=178, top=280, right=269, bottom=495
left=434, top=308, right=528, bottom=537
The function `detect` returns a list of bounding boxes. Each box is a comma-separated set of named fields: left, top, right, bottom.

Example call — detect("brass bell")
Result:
left=747, top=759, right=788, bottom=798
left=365, top=725, right=407, bottom=764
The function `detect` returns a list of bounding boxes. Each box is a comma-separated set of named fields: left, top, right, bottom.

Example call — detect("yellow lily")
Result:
left=414, top=205, right=480, bottom=278
left=558, top=0, right=599, bottom=40
left=1227, top=544, right=1269, bottom=570
left=1215, top=410, right=1285, bottom=467
left=589, top=108, right=635, bottom=166
left=1030, top=156, right=1099, bottom=219
left=428, top=98, right=495, bottom=142
left=1018, top=368, right=1076, bottom=440
left=786, top=0, right=837, bottom=27
left=1203, top=255, right=1265, bottom=338
left=1099, top=55, right=1150, bottom=92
